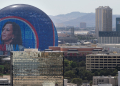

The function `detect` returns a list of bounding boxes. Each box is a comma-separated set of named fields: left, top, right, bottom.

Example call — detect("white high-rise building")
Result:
left=95, top=6, right=112, bottom=38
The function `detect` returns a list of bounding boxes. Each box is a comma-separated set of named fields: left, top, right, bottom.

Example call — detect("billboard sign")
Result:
left=0, top=16, right=38, bottom=55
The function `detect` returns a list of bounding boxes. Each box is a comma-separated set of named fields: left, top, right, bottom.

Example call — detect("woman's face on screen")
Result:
left=2, top=23, right=14, bottom=43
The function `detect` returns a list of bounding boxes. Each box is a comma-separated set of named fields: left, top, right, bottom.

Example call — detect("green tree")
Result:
left=4, top=64, right=10, bottom=74
left=64, top=66, right=72, bottom=72
left=0, top=65, right=4, bottom=74
left=79, top=61, right=85, bottom=67
left=94, top=71, right=99, bottom=76
left=69, top=61, right=77, bottom=68
left=111, top=69, right=118, bottom=76
left=99, top=70, right=105, bottom=76
left=64, top=70, right=75, bottom=78
left=0, top=67, right=3, bottom=74
left=71, top=78, right=82, bottom=86
left=84, top=70, right=93, bottom=81
left=75, top=68, right=79, bottom=75
left=64, top=59, right=69, bottom=67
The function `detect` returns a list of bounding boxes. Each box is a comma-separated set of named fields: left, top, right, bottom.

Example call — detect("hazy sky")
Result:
left=0, top=0, right=120, bottom=16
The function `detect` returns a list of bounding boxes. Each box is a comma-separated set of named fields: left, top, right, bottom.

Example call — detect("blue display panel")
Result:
left=0, top=4, right=58, bottom=55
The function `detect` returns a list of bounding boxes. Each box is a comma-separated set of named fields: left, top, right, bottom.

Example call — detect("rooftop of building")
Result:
left=58, top=33, right=70, bottom=37
left=98, top=44, right=120, bottom=46
left=93, top=76, right=117, bottom=78
left=0, top=75, right=10, bottom=83
left=2, top=57, right=10, bottom=61
left=50, top=45, right=101, bottom=48
left=97, top=6, right=111, bottom=9
left=11, top=50, right=63, bottom=53
left=0, top=78, right=9, bottom=81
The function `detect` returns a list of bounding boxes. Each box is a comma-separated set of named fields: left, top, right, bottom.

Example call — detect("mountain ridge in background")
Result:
left=49, top=12, right=120, bottom=27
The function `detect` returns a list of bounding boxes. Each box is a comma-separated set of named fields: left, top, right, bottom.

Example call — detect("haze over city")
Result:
left=0, top=0, right=120, bottom=16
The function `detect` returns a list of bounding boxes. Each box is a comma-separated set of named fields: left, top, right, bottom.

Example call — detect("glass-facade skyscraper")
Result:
left=10, top=51, right=63, bottom=86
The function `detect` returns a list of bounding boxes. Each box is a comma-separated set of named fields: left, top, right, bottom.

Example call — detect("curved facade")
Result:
left=0, top=4, right=58, bottom=55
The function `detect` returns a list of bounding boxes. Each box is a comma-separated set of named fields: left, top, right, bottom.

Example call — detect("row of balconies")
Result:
left=86, top=61, right=120, bottom=63
left=86, top=64, right=119, bottom=68
left=86, top=65, right=119, bottom=68
left=87, top=65, right=118, bottom=67
left=86, top=57, right=120, bottom=58
left=89, top=59, right=120, bottom=60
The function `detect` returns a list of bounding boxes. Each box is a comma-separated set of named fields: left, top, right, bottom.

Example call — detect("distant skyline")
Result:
left=0, top=0, right=120, bottom=16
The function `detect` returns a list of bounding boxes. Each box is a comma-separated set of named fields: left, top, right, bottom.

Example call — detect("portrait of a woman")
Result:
left=1, top=21, right=24, bottom=55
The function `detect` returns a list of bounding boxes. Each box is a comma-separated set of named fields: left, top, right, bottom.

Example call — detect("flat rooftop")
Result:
left=93, top=76, right=116, bottom=78
left=52, top=46, right=101, bottom=48
left=98, top=43, right=120, bottom=46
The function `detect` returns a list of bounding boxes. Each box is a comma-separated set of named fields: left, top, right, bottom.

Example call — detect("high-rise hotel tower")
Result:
left=95, top=6, right=112, bottom=38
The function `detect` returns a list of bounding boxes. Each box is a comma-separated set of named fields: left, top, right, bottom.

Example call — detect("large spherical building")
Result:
left=0, top=4, right=58, bottom=53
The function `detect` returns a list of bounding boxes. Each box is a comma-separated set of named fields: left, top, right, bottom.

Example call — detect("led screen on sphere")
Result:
left=0, top=4, right=58, bottom=55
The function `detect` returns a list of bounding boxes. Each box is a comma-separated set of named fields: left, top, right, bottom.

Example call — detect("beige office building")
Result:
left=86, top=53, right=120, bottom=70
left=95, top=6, right=112, bottom=38
left=93, top=76, right=118, bottom=86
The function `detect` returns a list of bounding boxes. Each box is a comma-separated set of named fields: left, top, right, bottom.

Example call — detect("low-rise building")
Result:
left=98, top=44, right=120, bottom=53
left=64, top=79, right=77, bottom=86
left=80, top=22, right=86, bottom=28
left=93, top=76, right=118, bottom=86
left=58, top=37, right=77, bottom=44
left=92, top=84, right=112, bottom=86
left=0, top=75, right=10, bottom=86
left=81, top=83, right=90, bottom=86
left=49, top=46, right=102, bottom=61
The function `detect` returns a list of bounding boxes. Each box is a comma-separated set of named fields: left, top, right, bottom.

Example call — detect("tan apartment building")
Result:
left=93, top=76, right=118, bottom=86
left=86, top=53, right=120, bottom=70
